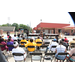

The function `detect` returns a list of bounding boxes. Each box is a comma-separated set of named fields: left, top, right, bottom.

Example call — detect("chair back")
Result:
left=51, top=46, right=57, bottom=48
left=72, top=53, right=75, bottom=56
left=7, top=45, right=14, bottom=47
left=36, top=42, right=42, bottom=44
left=71, top=43, right=75, bottom=48
left=12, top=53, right=24, bottom=56
left=30, top=53, right=42, bottom=55
left=20, top=42, right=26, bottom=44
left=28, top=46, right=35, bottom=48
left=58, top=52, right=68, bottom=55
left=44, top=42, right=50, bottom=44
left=45, top=53, right=55, bottom=55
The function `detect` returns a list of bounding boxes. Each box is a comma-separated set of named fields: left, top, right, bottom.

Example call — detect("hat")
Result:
left=13, top=41, right=18, bottom=47
left=53, top=39, right=57, bottom=41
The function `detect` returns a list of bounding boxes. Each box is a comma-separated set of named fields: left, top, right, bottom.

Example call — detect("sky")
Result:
left=0, top=12, right=74, bottom=28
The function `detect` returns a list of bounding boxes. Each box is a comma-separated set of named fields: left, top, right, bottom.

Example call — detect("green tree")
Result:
left=12, top=23, right=19, bottom=31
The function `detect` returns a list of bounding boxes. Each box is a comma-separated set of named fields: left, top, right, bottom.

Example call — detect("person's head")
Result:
left=31, top=37, right=35, bottom=40
left=62, top=39, right=64, bottom=41
left=59, top=40, right=63, bottom=45
left=37, top=36, right=40, bottom=39
left=53, top=38, right=57, bottom=42
left=30, top=39, right=33, bottom=43
left=8, top=38, right=11, bottom=42
left=14, top=34, right=16, bottom=37
left=23, top=37, right=25, bottom=40
left=13, top=41, right=18, bottom=48
left=0, top=38, right=4, bottom=43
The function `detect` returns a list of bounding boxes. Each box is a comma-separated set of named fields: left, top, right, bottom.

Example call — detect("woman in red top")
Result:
left=64, top=37, right=68, bottom=43
left=0, top=38, right=9, bottom=52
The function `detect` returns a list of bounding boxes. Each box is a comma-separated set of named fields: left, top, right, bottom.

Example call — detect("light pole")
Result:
left=8, top=17, right=10, bottom=26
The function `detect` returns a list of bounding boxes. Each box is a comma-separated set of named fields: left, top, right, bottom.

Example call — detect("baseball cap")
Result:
left=53, top=39, right=57, bottom=41
left=13, top=41, right=18, bottom=47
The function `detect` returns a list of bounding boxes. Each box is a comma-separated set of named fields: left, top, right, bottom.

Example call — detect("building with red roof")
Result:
left=32, top=22, right=75, bottom=35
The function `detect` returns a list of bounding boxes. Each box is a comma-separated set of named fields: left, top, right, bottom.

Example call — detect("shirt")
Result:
left=35, top=39, right=42, bottom=47
left=0, top=41, right=8, bottom=51
left=12, top=47, right=26, bottom=61
left=25, top=42, right=36, bottom=52
left=69, top=48, right=75, bottom=60
left=64, top=38, right=68, bottom=43
left=20, top=39, right=27, bottom=45
left=12, top=37, right=17, bottom=40
left=56, top=45, right=66, bottom=55
left=49, top=42, right=58, bottom=52
left=7, top=41, right=14, bottom=51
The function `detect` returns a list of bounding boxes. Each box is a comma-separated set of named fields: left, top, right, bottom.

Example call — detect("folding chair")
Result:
left=20, top=42, right=26, bottom=44
left=30, top=53, right=42, bottom=62
left=70, top=43, right=75, bottom=48
left=40, top=45, right=48, bottom=52
left=55, top=52, right=68, bottom=62
left=43, top=53, right=55, bottom=62
left=44, top=42, right=50, bottom=45
left=12, top=53, right=25, bottom=62
left=27, top=46, right=36, bottom=57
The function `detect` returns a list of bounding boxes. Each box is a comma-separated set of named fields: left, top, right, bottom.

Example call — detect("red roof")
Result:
left=33, top=27, right=37, bottom=30
left=63, top=26, right=75, bottom=29
left=37, top=22, right=70, bottom=29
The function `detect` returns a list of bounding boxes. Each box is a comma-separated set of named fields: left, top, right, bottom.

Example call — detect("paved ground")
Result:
left=3, top=34, right=75, bottom=62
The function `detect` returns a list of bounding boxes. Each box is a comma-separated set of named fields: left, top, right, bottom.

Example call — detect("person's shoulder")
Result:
left=62, top=45, right=66, bottom=48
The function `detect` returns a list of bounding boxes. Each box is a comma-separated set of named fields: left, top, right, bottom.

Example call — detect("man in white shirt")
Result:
left=12, top=34, right=17, bottom=41
left=55, top=40, right=66, bottom=62
left=12, top=41, right=26, bottom=62
left=45, top=39, right=58, bottom=53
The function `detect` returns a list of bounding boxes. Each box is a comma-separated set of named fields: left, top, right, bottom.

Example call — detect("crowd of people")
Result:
left=0, top=33, right=75, bottom=62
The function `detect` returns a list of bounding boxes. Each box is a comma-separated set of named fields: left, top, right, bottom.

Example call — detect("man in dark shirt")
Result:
left=62, top=39, right=69, bottom=50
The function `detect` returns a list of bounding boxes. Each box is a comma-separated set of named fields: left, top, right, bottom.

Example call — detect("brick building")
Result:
left=32, top=22, right=75, bottom=35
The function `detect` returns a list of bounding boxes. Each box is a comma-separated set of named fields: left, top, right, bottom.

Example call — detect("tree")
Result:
left=12, top=23, right=19, bottom=31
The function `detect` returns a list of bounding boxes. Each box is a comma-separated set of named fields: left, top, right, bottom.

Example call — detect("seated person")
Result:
left=25, top=39, right=36, bottom=52
left=12, top=41, right=26, bottom=62
left=62, top=39, right=69, bottom=50
left=12, top=34, right=17, bottom=41
left=35, top=36, right=42, bottom=50
left=7, top=38, right=14, bottom=52
left=0, top=38, right=9, bottom=54
left=8, top=36, right=14, bottom=42
left=20, top=37, right=27, bottom=45
left=67, top=48, right=75, bottom=62
left=64, top=37, right=68, bottom=43
left=43, top=36, right=50, bottom=45
left=45, top=39, right=58, bottom=53
left=69, top=38, right=75, bottom=47
left=55, top=40, right=66, bottom=62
